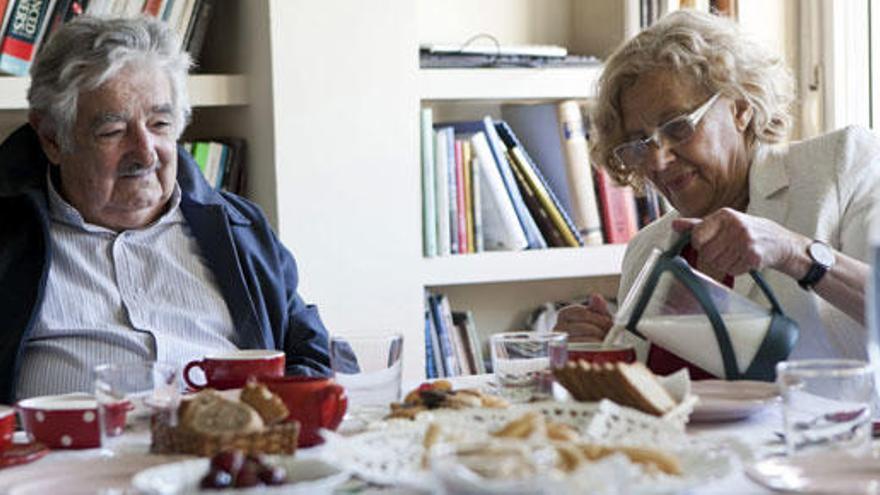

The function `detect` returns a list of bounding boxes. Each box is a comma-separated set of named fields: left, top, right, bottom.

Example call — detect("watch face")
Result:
left=808, top=241, right=835, bottom=267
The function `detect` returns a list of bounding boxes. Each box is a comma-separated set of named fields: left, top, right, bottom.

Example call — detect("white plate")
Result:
left=690, top=380, right=779, bottom=422
left=747, top=452, right=880, bottom=494
left=131, top=456, right=349, bottom=495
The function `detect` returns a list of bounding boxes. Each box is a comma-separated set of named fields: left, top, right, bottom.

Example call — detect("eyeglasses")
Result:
left=613, top=92, right=721, bottom=170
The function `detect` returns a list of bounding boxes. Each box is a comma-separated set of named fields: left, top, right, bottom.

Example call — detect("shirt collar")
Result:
left=45, top=167, right=185, bottom=233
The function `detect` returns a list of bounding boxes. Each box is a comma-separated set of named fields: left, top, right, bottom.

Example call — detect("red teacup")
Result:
left=567, top=342, right=637, bottom=365
left=261, top=376, right=347, bottom=448
left=0, top=406, right=14, bottom=451
left=16, top=394, right=129, bottom=449
left=184, top=350, right=285, bottom=390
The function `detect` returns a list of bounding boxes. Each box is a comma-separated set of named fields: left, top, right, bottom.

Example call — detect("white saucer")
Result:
left=747, top=452, right=880, bottom=493
left=690, top=380, right=779, bottom=422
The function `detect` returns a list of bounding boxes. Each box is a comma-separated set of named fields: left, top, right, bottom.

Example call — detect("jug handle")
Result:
left=670, top=231, right=785, bottom=314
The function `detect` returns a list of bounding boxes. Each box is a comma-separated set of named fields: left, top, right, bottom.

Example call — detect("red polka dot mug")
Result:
left=17, top=393, right=130, bottom=449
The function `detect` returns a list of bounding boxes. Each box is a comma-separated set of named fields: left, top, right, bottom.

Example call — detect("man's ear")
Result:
left=733, top=99, right=754, bottom=133
left=28, top=113, right=63, bottom=165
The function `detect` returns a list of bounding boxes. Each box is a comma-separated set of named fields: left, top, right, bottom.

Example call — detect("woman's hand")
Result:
left=552, top=294, right=614, bottom=343
left=671, top=207, right=809, bottom=277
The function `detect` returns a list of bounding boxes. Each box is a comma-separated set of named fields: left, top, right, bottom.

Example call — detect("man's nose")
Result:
left=128, top=125, right=156, bottom=164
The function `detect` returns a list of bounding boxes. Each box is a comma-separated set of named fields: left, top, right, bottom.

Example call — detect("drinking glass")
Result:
left=490, top=332, right=567, bottom=403
left=330, top=333, right=403, bottom=410
left=93, top=361, right=180, bottom=457
left=777, top=359, right=874, bottom=457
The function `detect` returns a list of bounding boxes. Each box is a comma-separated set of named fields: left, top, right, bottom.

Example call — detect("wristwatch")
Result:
left=797, top=240, right=835, bottom=290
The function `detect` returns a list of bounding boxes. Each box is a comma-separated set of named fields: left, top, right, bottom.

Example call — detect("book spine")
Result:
left=0, top=0, right=56, bottom=76
left=471, top=146, right=484, bottom=252
left=594, top=167, right=639, bottom=244
left=424, top=294, right=438, bottom=379
left=454, top=139, right=467, bottom=254
left=496, top=121, right=583, bottom=248
left=445, top=128, right=458, bottom=255
left=429, top=294, right=459, bottom=377
left=469, top=131, right=528, bottom=251
left=142, top=0, right=162, bottom=16
left=557, top=100, right=604, bottom=246
left=421, top=108, right=437, bottom=257
left=461, top=140, right=474, bottom=254
left=434, top=126, right=451, bottom=256
left=439, top=295, right=464, bottom=375
left=462, top=310, right=485, bottom=374
left=506, top=149, right=568, bottom=248
left=482, top=116, right=547, bottom=249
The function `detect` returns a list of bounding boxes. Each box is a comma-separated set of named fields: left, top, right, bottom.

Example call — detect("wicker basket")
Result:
left=150, top=419, right=300, bottom=457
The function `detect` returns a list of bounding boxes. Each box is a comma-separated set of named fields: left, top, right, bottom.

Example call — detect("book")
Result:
left=453, top=310, right=485, bottom=374
left=434, top=126, right=452, bottom=256
left=506, top=149, right=569, bottom=248
left=424, top=293, right=440, bottom=379
left=420, top=107, right=437, bottom=257
left=0, top=0, right=13, bottom=40
left=454, top=139, right=467, bottom=254
left=429, top=293, right=460, bottom=377
left=556, top=101, right=604, bottom=245
left=184, top=0, right=213, bottom=60
left=594, top=167, right=639, bottom=244
left=495, top=121, right=583, bottom=248
left=461, top=139, right=474, bottom=254
left=469, top=131, right=528, bottom=251
left=502, top=101, right=604, bottom=245
left=439, top=294, right=468, bottom=375
left=0, top=0, right=58, bottom=76
left=481, top=116, right=547, bottom=249
left=444, top=127, right=458, bottom=254
left=470, top=143, right=484, bottom=252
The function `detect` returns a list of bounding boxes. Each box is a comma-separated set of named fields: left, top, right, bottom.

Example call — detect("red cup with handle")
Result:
left=16, top=393, right=129, bottom=449
left=183, top=350, right=285, bottom=390
left=261, top=376, right=347, bottom=447
left=0, top=406, right=14, bottom=451
left=567, top=342, right=637, bottom=365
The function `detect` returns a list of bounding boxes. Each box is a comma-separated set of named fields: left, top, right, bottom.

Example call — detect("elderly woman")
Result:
left=555, top=10, right=879, bottom=373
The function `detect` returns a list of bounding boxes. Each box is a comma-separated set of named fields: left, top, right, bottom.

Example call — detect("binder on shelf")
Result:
left=421, top=108, right=437, bottom=257
left=495, top=121, right=583, bottom=248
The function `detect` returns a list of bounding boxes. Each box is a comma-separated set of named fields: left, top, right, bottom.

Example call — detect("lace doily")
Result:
left=321, top=398, right=726, bottom=491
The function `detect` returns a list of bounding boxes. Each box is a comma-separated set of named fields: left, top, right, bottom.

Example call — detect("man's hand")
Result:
left=552, top=294, right=613, bottom=343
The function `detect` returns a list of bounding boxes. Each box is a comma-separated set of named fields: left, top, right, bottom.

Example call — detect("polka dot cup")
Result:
left=16, top=393, right=128, bottom=449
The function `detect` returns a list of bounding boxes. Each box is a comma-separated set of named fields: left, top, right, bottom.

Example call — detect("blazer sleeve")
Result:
left=277, top=242, right=333, bottom=377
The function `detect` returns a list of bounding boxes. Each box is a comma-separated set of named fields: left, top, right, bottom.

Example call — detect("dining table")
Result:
left=0, top=375, right=843, bottom=494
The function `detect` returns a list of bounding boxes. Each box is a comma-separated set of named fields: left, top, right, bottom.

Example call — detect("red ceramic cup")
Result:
left=184, top=350, right=285, bottom=390
left=567, top=342, right=637, bottom=365
left=16, top=394, right=129, bottom=449
left=261, top=376, right=347, bottom=448
left=0, top=406, right=14, bottom=452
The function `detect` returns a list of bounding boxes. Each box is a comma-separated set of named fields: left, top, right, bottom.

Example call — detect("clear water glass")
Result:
left=330, top=333, right=403, bottom=411
left=777, top=359, right=874, bottom=457
left=93, top=361, right=180, bottom=457
left=490, top=332, right=567, bottom=403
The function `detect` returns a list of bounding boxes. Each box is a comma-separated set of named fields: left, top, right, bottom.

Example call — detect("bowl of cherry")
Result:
left=201, top=450, right=287, bottom=490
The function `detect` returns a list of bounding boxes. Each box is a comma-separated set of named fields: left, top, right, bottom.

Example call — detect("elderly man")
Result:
left=0, top=16, right=331, bottom=402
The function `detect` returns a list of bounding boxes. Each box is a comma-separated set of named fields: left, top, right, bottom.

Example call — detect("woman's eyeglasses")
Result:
left=613, top=92, right=721, bottom=170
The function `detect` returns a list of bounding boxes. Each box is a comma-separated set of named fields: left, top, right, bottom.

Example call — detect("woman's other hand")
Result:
left=553, top=294, right=614, bottom=343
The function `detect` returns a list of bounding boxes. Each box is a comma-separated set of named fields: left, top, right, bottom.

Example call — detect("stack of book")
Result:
left=424, top=291, right=486, bottom=378
left=421, top=100, right=665, bottom=257
left=182, top=138, right=246, bottom=194
left=0, top=0, right=216, bottom=76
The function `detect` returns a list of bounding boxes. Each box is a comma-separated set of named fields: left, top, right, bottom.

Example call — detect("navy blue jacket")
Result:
left=0, top=125, right=331, bottom=404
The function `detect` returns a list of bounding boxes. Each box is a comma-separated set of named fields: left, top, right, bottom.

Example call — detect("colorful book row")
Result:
left=182, top=138, right=246, bottom=194
left=424, top=292, right=486, bottom=379
left=0, top=0, right=215, bottom=76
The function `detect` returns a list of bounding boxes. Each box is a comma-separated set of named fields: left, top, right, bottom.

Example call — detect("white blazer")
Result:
left=618, top=126, right=880, bottom=361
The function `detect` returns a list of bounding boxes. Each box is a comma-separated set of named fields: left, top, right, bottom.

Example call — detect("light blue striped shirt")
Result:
left=15, top=173, right=239, bottom=399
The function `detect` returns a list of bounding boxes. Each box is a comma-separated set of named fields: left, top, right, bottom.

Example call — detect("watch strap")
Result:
left=797, top=262, right=827, bottom=290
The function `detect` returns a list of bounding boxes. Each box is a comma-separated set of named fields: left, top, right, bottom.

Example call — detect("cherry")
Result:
left=200, top=469, right=233, bottom=489
left=210, top=450, right=245, bottom=475
left=258, top=465, right=287, bottom=485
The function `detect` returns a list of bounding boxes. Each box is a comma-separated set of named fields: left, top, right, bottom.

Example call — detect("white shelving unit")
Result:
left=420, top=66, right=602, bottom=101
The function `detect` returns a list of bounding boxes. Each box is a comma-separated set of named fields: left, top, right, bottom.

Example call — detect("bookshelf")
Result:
left=420, top=67, right=602, bottom=101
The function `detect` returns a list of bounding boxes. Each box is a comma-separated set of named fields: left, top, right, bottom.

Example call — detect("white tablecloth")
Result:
left=0, top=379, right=789, bottom=495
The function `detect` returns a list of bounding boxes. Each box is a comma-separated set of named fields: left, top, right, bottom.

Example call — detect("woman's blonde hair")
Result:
left=590, top=10, right=795, bottom=188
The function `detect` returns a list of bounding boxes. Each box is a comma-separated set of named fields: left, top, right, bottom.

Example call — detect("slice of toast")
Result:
left=615, top=362, right=677, bottom=415
left=553, top=361, right=678, bottom=416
